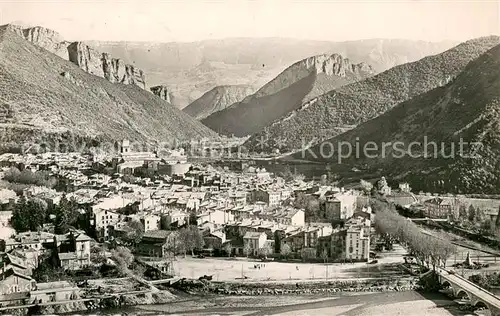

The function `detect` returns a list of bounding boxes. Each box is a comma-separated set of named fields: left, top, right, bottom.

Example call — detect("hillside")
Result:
left=0, top=27, right=217, bottom=148
left=246, top=36, right=500, bottom=152
left=183, top=85, right=254, bottom=120
left=290, top=43, right=500, bottom=194
left=201, top=54, right=375, bottom=136
left=90, top=38, right=456, bottom=108
left=0, top=24, right=146, bottom=89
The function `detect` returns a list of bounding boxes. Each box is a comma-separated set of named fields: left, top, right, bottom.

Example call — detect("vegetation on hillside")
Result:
left=292, top=42, right=500, bottom=194
left=0, top=27, right=217, bottom=145
left=246, top=36, right=500, bottom=152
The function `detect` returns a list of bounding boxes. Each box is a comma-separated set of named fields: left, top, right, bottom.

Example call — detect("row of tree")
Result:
left=372, top=199, right=456, bottom=269
left=3, top=167, right=56, bottom=188
left=10, top=195, right=81, bottom=234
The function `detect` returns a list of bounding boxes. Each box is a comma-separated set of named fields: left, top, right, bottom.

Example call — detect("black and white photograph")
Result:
left=0, top=0, right=499, bottom=315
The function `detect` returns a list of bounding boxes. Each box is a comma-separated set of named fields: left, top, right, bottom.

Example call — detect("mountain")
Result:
left=90, top=38, right=456, bottom=108
left=1, top=24, right=146, bottom=89
left=183, top=85, right=254, bottom=120
left=289, top=43, right=500, bottom=194
left=245, top=36, right=500, bottom=153
left=0, top=26, right=217, bottom=148
left=201, top=54, right=375, bottom=136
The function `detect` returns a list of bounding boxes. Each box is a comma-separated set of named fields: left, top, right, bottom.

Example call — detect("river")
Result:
left=89, top=291, right=474, bottom=316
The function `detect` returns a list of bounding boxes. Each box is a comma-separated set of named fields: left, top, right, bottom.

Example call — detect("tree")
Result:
left=480, top=220, right=496, bottom=236
left=257, top=244, right=273, bottom=259
left=377, top=177, right=390, bottom=195
left=280, top=243, right=291, bottom=259
left=273, top=231, right=282, bottom=254
left=243, top=242, right=252, bottom=258
left=360, top=180, right=373, bottom=195
left=188, top=212, right=198, bottom=226
left=458, top=204, right=468, bottom=222
left=90, top=244, right=107, bottom=265
left=111, top=246, right=134, bottom=276
left=223, top=243, right=232, bottom=257
left=300, top=248, right=317, bottom=262
left=53, top=195, right=81, bottom=234
left=475, top=208, right=485, bottom=223
left=11, top=196, right=29, bottom=232
left=321, top=249, right=329, bottom=263
left=11, top=197, right=47, bottom=233
left=372, top=198, right=456, bottom=269
left=468, top=205, right=476, bottom=222
left=160, top=215, right=172, bottom=230
left=124, top=220, right=144, bottom=246
left=179, top=226, right=204, bottom=256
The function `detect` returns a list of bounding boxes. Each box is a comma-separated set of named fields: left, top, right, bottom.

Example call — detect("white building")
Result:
left=243, top=231, right=267, bottom=256
left=92, top=209, right=122, bottom=240
left=345, top=220, right=370, bottom=261
left=197, top=209, right=234, bottom=226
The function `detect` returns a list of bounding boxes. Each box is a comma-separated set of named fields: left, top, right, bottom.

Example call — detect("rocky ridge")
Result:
left=245, top=36, right=500, bottom=152
left=90, top=38, right=456, bottom=108
left=0, top=24, right=146, bottom=89
left=0, top=26, right=217, bottom=146
left=201, top=53, right=374, bottom=136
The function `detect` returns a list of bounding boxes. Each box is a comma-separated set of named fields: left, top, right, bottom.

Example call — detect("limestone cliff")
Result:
left=252, top=53, right=374, bottom=99
left=67, top=42, right=145, bottom=88
left=150, top=85, right=173, bottom=103
left=0, top=24, right=146, bottom=89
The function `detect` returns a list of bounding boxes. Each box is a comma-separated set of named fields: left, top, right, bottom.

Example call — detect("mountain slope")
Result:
left=183, top=85, right=254, bottom=120
left=90, top=38, right=456, bottom=108
left=0, top=27, right=217, bottom=146
left=246, top=36, right=500, bottom=152
left=290, top=43, right=500, bottom=194
left=201, top=54, right=375, bottom=136
left=1, top=24, right=146, bottom=89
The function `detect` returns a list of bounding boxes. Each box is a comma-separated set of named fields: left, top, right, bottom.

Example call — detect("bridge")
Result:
left=409, top=218, right=448, bottom=222
left=436, top=268, right=500, bottom=315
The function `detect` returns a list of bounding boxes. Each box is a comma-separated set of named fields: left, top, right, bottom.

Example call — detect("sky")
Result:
left=0, top=0, right=498, bottom=43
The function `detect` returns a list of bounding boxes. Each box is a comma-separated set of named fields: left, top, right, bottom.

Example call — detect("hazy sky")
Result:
left=0, top=0, right=498, bottom=42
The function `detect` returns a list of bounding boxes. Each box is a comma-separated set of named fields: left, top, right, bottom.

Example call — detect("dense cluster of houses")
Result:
left=6, top=140, right=477, bottom=307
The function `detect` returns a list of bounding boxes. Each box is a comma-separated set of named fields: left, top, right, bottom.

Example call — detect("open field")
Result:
left=171, top=244, right=409, bottom=283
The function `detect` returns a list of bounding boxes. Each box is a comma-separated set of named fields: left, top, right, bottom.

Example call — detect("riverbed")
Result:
left=97, top=291, right=471, bottom=316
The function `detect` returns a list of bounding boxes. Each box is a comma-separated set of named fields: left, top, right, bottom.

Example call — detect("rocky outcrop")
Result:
left=67, top=42, right=145, bottom=88
left=0, top=24, right=146, bottom=89
left=150, top=85, right=173, bottom=103
left=304, top=54, right=373, bottom=76
left=252, top=53, right=374, bottom=99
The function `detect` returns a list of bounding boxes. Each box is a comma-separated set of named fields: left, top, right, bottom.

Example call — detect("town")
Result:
left=0, top=139, right=499, bottom=315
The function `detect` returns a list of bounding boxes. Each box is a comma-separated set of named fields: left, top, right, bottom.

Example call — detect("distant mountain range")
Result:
left=201, top=54, right=375, bottom=136
left=287, top=43, right=500, bottom=194
left=0, top=26, right=217, bottom=148
left=245, top=36, right=500, bottom=153
left=90, top=38, right=456, bottom=108
left=183, top=85, right=254, bottom=120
